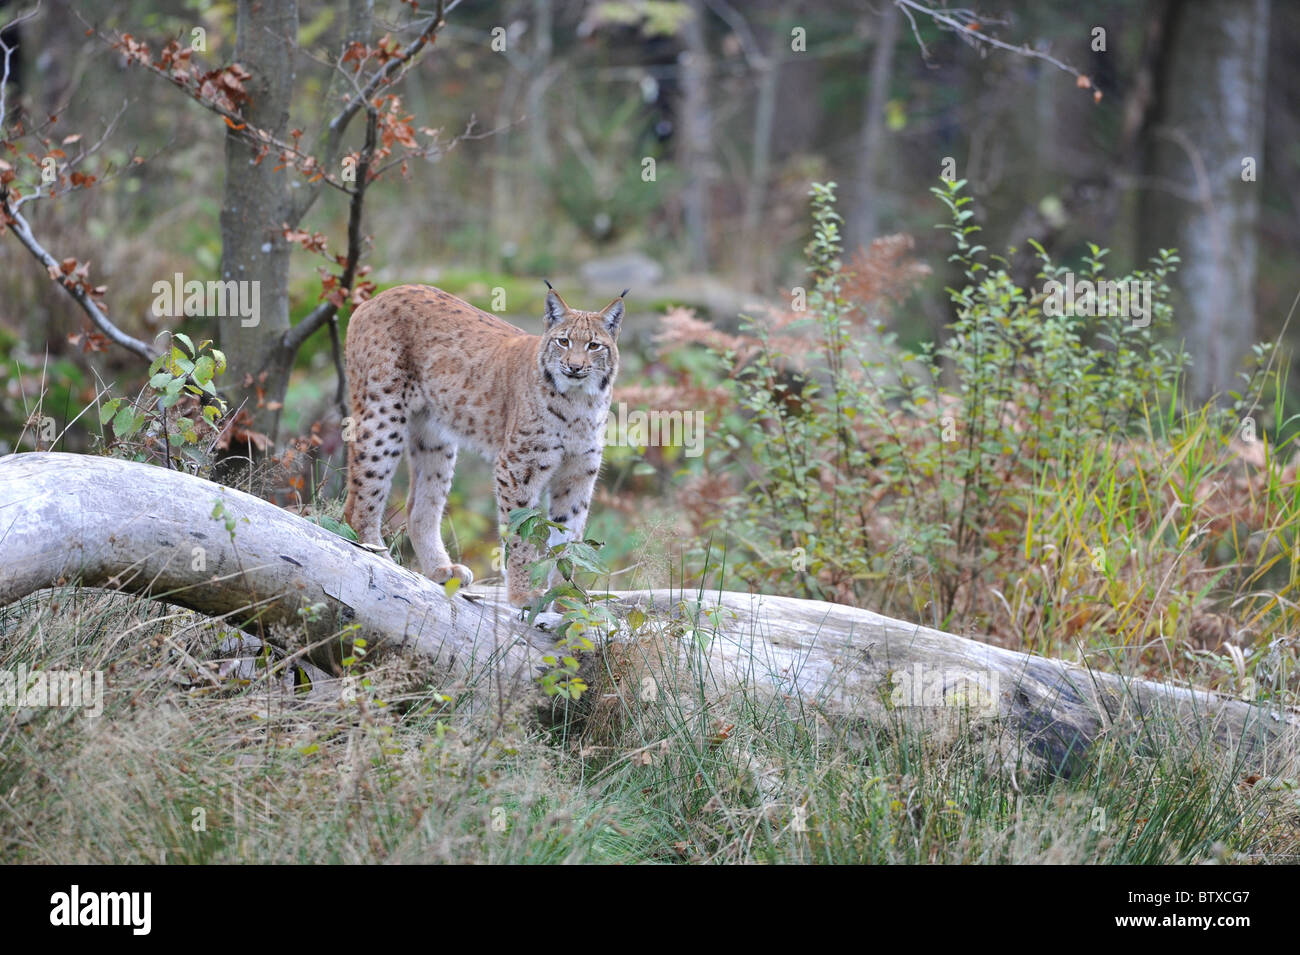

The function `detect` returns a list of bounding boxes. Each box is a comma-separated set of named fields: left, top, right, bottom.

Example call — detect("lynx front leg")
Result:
left=521, top=459, right=601, bottom=630
left=546, top=459, right=600, bottom=559
left=494, top=454, right=552, bottom=608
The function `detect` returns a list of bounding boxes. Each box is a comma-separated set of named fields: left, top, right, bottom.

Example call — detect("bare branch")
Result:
left=283, top=107, right=377, bottom=356
left=0, top=196, right=156, bottom=360
left=33, top=1, right=466, bottom=367
left=0, top=2, right=41, bottom=129
left=13, top=99, right=130, bottom=211
left=73, top=12, right=361, bottom=200
left=288, top=0, right=461, bottom=226
left=894, top=0, right=1090, bottom=84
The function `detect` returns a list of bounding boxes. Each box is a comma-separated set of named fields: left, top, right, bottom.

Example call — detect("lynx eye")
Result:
left=586, top=341, right=602, bottom=351
left=556, top=337, right=570, bottom=348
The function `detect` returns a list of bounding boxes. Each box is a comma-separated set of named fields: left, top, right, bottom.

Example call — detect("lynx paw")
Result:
left=431, top=563, right=475, bottom=586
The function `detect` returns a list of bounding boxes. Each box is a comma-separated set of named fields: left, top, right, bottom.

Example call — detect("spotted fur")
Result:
left=343, top=283, right=624, bottom=607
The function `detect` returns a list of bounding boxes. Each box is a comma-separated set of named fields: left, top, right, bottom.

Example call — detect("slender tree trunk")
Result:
left=217, top=0, right=298, bottom=453
left=740, top=24, right=783, bottom=290
left=851, top=1, right=900, bottom=251
left=680, top=0, right=712, bottom=269
left=1142, top=0, right=1269, bottom=402
left=521, top=0, right=554, bottom=251
left=491, top=7, right=526, bottom=263
left=526, top=0, right=553, bottom=173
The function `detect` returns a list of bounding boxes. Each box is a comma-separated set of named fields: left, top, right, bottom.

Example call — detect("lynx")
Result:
left=343, top=282, right=625, bottom=610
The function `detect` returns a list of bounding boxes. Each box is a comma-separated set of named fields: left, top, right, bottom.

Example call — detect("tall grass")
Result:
left=2, top=584, right=1294, bottom=864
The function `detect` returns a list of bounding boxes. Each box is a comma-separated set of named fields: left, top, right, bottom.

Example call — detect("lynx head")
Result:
left=539, top=281, right=624, bottom=397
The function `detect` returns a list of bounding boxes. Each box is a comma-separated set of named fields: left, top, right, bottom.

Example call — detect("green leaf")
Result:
left=193, top=355, right=215, bottom=385
left=112, top=405, right=140, bottom=437
left=507, top=506, right=540, bottom=537
left=99, top=398, right=122, bottom=425
left=173, top=332, right=195, bottom=357
left=308, top=514, right=358, bottom=541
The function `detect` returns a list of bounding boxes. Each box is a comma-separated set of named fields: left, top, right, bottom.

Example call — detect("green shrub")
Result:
left=702, top=180, right=1297, bottom=699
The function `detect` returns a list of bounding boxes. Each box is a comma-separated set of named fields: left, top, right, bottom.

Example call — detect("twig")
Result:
left=13, top=99, right=130, bottom=211
left=0, top=2, right=40, bottom=129
left=894, top=0, right=1087, bottom=81
left=283, top=108, right=376, bottom=356
left=289, top=0, right=459, bottom=225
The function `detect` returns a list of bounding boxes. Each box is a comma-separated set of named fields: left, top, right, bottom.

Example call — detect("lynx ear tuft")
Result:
left=544, top=287, right=569, bottom=328
left=601, top=295, right=626, bottom=335
left=544, top=278, right=554, bottom=291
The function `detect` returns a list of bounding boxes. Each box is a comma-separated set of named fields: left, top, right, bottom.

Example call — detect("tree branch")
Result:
left=0, top=2, right=40, bottom=128
left=283, top=106, right=376, bottom=358
left=0, top=195, right=156, bottom=360
left=894, top=0, right=1092, bottom=85
left=287, top=0, right=460, bottom=226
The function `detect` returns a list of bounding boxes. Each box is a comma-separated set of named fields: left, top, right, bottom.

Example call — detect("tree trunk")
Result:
left=680, top=0, right=712, bottom=269
left=1142, top=0, right=1269, bottom=402
left=3, top=452, right=1297, bottom=778
left=526, top=0, right=553, bottom=174
left=850, top=0, right=900, bottom=251
left=491, top=11, right=526, bottom=265
left=217, top=0, right=299, bottom=451
left=740, top=19, right=783, bottom=290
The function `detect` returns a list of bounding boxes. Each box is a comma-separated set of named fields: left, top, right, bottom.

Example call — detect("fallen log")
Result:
left=1, top=451, right=1296, bottom=778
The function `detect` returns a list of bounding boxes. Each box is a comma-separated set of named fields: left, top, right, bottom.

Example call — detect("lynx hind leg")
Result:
left=343, top=374, right=409, bottom=551
left=407, top=428, right=473, bottom=586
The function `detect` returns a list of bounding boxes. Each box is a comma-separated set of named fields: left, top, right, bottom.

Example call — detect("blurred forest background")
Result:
left=1, top=0, right=1296, bottom=676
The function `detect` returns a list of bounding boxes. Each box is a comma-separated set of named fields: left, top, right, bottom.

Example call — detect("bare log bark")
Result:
left=1, top=452, right=1296, bottom=779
